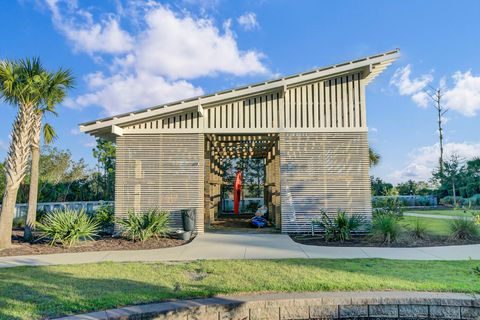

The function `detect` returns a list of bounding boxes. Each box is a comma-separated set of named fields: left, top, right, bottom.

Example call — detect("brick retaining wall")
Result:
left=57, top=292, right=480, bottom=320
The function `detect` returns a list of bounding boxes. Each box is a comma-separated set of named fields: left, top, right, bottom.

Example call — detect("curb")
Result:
left=54, top=291, right=480, bottom=320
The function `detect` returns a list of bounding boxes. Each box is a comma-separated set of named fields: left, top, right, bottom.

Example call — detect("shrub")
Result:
left=440, top=196, right=466, bottom=207
left=449, top=218, right=479, bottom=240
left=94, top=204, right=115, bottom=232
left=13, top=217, right=26, bottom=229
left=409, top=218, right=428, bottom=240
left=312, top=210, right=365, bottom=243
left=372, top=197, right=404, bottom=219
left=118, top=209, right=170, bottom=242
left=370, top=214, right=401, bottom=244
left=473, top=214, right=480, bottom=226
left=37, top=209, right=100, bottom=247
left=468, top=194, right=480, bottom=206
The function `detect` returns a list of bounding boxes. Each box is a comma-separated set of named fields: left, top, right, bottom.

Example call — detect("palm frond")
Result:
left=43, top=122, right=57, bottom=145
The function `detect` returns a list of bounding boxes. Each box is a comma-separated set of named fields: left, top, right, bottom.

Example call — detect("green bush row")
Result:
left=440, top=194, right=480, bottom=206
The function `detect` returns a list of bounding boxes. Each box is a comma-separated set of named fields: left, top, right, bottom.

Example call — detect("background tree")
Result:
left=433, top=153, right=463, bottom=204
left=92, top=139, right=116, bottom=201
left=0, top=58, right=43, bottom=248
left=24, top=68, right=73, bottom=241
left=370, top=176, right=393, bottom=196
left=369, top=147, right=381, bottom=167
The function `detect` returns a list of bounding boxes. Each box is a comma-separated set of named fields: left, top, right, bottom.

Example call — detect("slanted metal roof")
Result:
left=80, top=49, right=400, bottom=135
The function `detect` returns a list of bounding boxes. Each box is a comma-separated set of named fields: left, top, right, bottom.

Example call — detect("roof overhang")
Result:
left=80, top=49, right=400, bottom=136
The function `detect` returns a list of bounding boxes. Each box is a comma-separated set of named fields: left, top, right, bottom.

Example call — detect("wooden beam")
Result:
left=111, top=125, right=123, bottom=136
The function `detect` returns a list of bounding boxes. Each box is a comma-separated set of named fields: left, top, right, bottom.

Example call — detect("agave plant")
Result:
left=312, top=210, right=365, bottom=243
left=118, top=209, right=170, bottom=242
left=37, top=209, right=99, bottom=247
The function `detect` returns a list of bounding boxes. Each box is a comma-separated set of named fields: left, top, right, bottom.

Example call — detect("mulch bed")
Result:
left=0, top=230, right=187, bottom=257
left=290, top=234, right=480, bottom=247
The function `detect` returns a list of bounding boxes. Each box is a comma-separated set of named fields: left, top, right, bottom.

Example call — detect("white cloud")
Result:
left=391, top=65, right=480, bottom=117
left=70, top=72, right=203, bottom=115
left=443, top=71, right=480, bottom=116
left=369, top=127, right=378, bottom=132
left=411, top=91, right=429, bottom=108
left=390, top=64, right=433, bottom=107
left=135, top=7, right=267, bottom=79
left=82, top=140, right=97, bottom=148
left=69, top=128, right=81, bottom=135
left=46, top=0, right=134, bottom=54
left=389, top=142, right=480, bottom=183
left=46, top=1, right=268, bottom=115
left=237, top=12, right=259, bottom=31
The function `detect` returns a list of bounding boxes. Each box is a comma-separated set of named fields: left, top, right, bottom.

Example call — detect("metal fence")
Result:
left=2, top=201, right=115, bottom=219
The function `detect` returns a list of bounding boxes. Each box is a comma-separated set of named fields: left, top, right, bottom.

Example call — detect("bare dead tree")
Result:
left=424, top=87, right=449, bottom=176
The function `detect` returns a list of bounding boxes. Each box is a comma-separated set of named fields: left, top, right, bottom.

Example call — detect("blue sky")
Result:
left=1, top=0, right=479, bottom=184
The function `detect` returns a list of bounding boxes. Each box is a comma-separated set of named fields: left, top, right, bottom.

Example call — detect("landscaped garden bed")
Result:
left=291, top=206, right=480, bottom=248
left=2, top=206, right=190, bottom=257
left=291, top=233, right=480, bottom=247
left=0, top=230, right=186, bottom=257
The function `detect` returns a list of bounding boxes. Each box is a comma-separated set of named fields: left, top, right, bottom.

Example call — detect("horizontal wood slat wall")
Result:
left=115, top=134, right=205, bottom=233
left=122, top=73, right=365, bottom=134
left=279, top=132, right=371, bottom=233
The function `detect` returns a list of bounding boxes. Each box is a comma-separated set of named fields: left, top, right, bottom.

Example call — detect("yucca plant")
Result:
left=449, top=218, right=479, bottom=240
left=409, top=218, right=428, bottom=240
left=313, top=210, right=365, bottom=242
left=370, top=214, right=401, bottom=244
left=37, top=209, right=99, bottom=247
left=118, top=209, right=170, bottom=242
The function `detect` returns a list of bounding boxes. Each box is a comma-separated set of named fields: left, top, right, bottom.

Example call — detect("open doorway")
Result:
left=204, top=134, right=281, bottom=232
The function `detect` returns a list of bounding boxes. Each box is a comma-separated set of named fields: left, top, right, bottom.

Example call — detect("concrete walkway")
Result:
left=1, top=232, right=480, bottom=268
left=404, top=212, right=472, bottom=220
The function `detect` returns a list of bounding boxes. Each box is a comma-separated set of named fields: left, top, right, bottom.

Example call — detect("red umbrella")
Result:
left=233, top=170, right=242, bottom=214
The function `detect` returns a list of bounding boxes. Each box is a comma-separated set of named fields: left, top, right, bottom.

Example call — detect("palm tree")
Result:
left=369, top=147, right=381, bottom=167
left=24, top=70, right=73, bottom=241
left=0, top=58, right=73, bottom=248
left=0, top=59, right=39, bottom=248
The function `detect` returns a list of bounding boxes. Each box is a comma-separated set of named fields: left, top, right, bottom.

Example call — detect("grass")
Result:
left=401, top=216, right=453, bottom=236
left=1, top=259, right=480, bottom=319
left=404, top=209, right=473, bottom=218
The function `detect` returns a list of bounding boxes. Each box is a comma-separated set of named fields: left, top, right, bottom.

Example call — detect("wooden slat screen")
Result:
left=121, top=73, right=365, bottom=133
left=279, top=132, right=371, bottom=233
left=115, top=133, right=205, bottom=233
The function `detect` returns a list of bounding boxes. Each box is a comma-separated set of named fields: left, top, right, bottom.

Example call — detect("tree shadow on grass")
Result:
left=0, top=263, right=231, bottom=320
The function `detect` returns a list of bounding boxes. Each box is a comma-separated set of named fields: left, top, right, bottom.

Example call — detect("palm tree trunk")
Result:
left=0, top=103, right=34, bottom=248
left=24, top=113, right=42, bottom=241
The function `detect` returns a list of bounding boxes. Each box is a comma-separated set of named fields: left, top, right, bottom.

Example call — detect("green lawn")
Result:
left=401, top=216, right=453, bottom=236
left=1, top=259, right=480, bottom=319
left=404, top=209, right=473, bottom=218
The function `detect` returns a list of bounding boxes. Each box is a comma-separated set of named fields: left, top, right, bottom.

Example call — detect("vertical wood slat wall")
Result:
left=204, top=139, right=222, bottom=227
left=279, top=132, right=371, bottom=233
left=264, top=140, right=281, bottom=228
left=115, top=134, right=205, bottom=233
left=122, top=73, right=364, bottom=132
